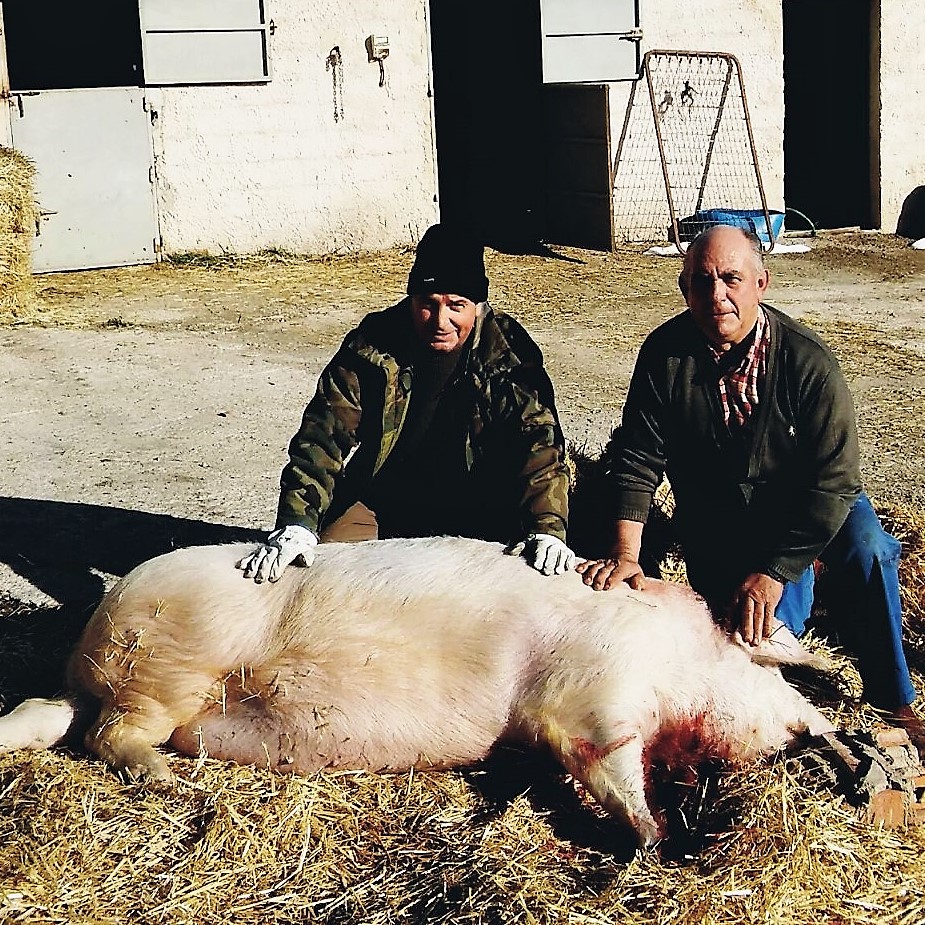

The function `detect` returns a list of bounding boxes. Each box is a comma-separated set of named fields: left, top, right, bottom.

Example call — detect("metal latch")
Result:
left=35, top=209, right=58, bottom=236
left=12, top=92, right=40, bottom=118
left=619, top=28, right=644, bottom=42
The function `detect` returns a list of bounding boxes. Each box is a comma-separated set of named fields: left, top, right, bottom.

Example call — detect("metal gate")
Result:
left=612, top=50, right=776, bottom=251
left=9, top=87, right=158, bottom=273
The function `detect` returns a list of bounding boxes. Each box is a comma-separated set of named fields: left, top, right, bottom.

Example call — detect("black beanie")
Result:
left=407, top=223, right=489, bottom=304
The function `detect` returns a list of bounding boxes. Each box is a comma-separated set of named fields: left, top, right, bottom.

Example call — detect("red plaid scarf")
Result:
left=708, top=307, right=769, bottom=429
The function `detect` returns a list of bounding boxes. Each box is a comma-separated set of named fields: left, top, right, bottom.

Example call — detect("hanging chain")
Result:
left=325, top=46, right=345, bottom=123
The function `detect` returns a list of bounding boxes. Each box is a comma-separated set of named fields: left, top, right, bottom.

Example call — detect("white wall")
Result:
left=877, top=3, right=925, bottom=232
left=150, top=0, right=438, bottom=255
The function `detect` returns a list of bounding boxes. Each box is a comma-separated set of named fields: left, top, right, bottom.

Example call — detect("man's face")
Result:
left=681, top=228, right=770, bottom=350
left=410, top=293, right=478, bottom=353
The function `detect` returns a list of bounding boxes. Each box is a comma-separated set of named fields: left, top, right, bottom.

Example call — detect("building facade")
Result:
left=1, top=1, right=922, bottom=270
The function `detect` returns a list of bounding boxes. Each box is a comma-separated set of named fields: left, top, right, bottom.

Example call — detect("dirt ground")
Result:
left=1, top=231, right=924, bottom=612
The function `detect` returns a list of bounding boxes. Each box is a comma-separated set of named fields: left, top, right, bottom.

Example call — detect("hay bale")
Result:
left=0, top=145, right=38, bottom=321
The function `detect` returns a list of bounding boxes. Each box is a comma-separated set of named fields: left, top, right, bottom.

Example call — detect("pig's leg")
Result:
left=570, top=732, right=661, bottom=848
left=172, top=660, right=499, bottom=774
left=170, top=697, right=306, bottom=771
left=83, top=670, right=217, bottom=783
left=0, top=697, right=82, bottom=752
left=170, top=666, right=410, bottom=774
left=536, top=713, right=661, bottom=847
left=86, top=701, right=178, bottom=782
left=170, top=665, right=341, bottom=773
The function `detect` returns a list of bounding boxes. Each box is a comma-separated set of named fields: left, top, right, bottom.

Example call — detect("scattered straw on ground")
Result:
left=882, top=502, right=925, bottom=662
left=2, top=503, right=925, bottom=924
left=2, top=714, right=925, bottom=924
left=15, top=232, right=925, bottom=384
left=17, top=242, right=683, bottom=350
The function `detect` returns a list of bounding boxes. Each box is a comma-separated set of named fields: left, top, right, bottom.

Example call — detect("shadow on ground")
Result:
left=464, top=743, right=735, bottom=864
left=0, top=496, right=260, bottom=706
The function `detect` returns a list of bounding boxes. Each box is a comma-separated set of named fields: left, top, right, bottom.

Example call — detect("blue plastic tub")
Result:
left=675, top=208, right=785, bottom=245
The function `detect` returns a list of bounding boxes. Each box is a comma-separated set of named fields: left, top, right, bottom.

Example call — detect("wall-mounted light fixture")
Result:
left=365, top=34, right=390, bottom=87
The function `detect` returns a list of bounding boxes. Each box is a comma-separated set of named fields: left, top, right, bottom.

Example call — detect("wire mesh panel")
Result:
left=612, top=50, right=775, bottom=251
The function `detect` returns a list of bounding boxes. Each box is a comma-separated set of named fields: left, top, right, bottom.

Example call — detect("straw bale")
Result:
left=0, top=145, right=38, bottom=322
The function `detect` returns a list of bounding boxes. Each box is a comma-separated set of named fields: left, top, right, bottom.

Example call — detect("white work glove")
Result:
left=506, top=533, right=577, bottom=576
left=236, top=524, right=318, bottom=583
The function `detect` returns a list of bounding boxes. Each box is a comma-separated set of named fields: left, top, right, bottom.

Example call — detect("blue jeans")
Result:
left=775, top=493, right=916, bottom=711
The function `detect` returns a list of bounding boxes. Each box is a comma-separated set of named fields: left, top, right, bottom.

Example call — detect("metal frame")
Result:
left=613, top=49, right=776, bottom=253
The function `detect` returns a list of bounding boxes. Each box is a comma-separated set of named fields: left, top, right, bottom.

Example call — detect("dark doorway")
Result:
left=3, top=0, right=143, bottom=91
left=428, top=0, right=545, bottom=251
left=783, top=0, right=874, bottom=230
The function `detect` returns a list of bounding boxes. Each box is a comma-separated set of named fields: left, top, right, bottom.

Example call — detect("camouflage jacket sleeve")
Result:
left=478, top=321, right=570, bottom=542
left=507, top=366, right=571, bottom=541
left=274, top=348, right=364, bottom=534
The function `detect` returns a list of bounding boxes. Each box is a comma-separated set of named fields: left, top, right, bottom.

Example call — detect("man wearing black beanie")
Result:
left=238, top=223, right=574, bottom=582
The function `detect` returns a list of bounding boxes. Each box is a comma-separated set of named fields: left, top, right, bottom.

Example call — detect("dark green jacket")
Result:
left=276, top=298, right=570, bottom=541
left=607, top=304, right=862, bottom=586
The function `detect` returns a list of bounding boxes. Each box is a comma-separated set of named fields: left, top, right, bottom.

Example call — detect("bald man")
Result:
left=578, top=224, right=924, bottom=753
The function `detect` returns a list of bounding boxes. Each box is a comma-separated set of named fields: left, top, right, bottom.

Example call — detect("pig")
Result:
left=0, top=536, right=834, bottom=847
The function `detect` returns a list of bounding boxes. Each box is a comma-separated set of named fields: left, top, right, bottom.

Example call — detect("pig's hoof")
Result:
left=120, top=763, right=174, bottom=786
left=114, top=748, right=174, bottom=785
left=635, top=815, right=662, bottom=849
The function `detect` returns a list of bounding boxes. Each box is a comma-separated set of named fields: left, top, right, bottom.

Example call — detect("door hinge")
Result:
left=12, top=91, right=39, bottom=118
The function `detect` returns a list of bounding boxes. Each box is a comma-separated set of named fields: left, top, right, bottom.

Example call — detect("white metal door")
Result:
left=540, top=0, right=640, bottom=83
left=9, top=87, right=158, bottom=272
left=139, top=0, right=271, bottom=85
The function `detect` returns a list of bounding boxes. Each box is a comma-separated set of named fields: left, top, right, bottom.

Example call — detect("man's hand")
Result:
left=730, top=572, right=784, bottom=644
left=575, top=556, right=646, bottom=592
left=236, top=525, right=318, bottom=583
left=506, top=533, right=577, bottom=576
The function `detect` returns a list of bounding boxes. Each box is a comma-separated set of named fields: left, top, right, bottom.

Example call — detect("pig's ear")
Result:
left=732, top=625, right=833, bottom=672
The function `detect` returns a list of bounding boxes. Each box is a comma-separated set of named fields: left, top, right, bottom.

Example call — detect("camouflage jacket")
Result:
left=275, top=298, right=570, bottom=541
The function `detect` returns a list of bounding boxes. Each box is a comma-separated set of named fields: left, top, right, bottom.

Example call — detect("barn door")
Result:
left=539, top=0, right=640, bottom=251
left=9, top=88, right=158, bottom=272
left=543, top=83, right=612, bottom=250
left=2, top=0, right=158, bottom=272
left=783, top=0, right=873, bottom=229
